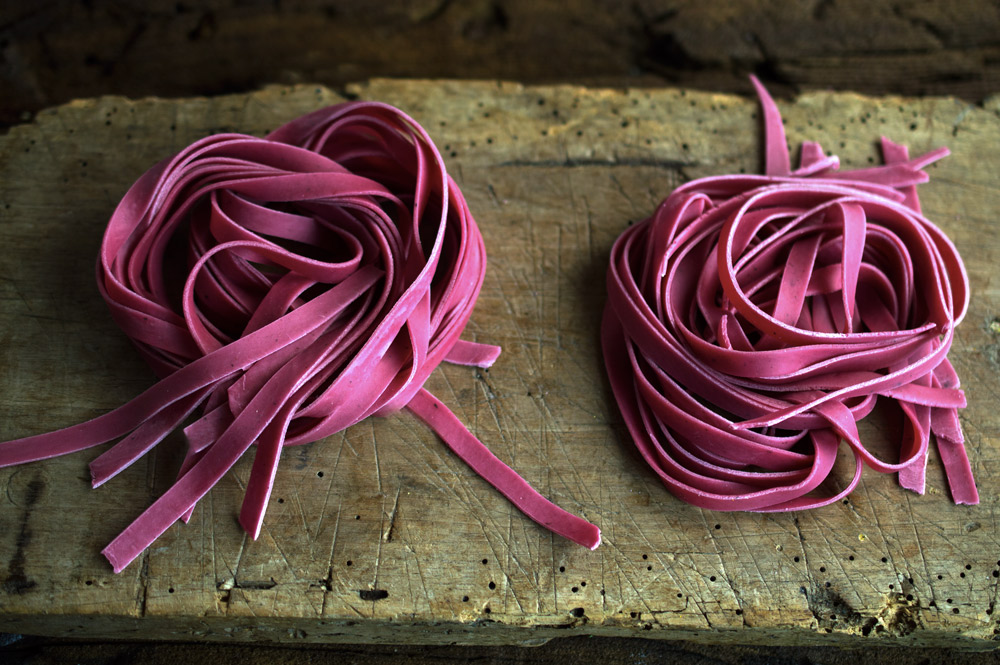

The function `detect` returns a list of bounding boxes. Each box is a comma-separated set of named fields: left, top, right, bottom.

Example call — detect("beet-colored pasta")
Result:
left=602, top=78, right=974, bottom=511
left=0, top=101, right=600, bottom=572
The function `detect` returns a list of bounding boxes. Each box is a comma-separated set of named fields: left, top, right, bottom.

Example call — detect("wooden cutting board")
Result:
left=1, top=80, right=998, bottom=648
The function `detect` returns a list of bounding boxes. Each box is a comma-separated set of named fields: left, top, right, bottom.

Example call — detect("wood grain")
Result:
left=1, top=80, right=998, bottom=648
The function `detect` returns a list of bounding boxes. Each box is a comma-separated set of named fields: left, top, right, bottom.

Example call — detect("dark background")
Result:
left=3, top=0, right=999, bottom=129
left=2, top=1, right=1000, bottom=663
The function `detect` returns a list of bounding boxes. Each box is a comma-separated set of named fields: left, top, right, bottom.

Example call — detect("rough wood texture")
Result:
left=1, top=80, right=999, bottom=648
left=3, top=0, right=1000, bottom=127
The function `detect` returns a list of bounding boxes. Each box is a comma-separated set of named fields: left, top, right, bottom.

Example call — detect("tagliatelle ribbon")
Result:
left=602, top=77, right=975, bottom=511
left=0, top=101, right=600, bottom=572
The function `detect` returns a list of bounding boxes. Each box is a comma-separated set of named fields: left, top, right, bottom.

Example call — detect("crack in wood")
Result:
left=496, top=158, right=695, bottom=169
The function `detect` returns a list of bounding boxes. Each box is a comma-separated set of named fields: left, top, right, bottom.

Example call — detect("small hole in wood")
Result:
left=317, top=471, right=324, bottom=478
left=484, top=607, right=491, bottom=613
left=346, top=561, right=352, bottom=566
left=647, top=566, right=652, bottom=571
left=482, top=559, right=488, bottom=565
left=571, top=586, right=579, bottom=592
left=559, top=566, right=565, bottom=573
left=570, top=607, right=585, bottom=618
left=168, top=587, right=175, bottom=593
left=488, top=581, right=496, bottom=590
left=462, top=596, right=469, bottom=602
left=881, top=557, right=887, bottom=563
left=793, top=557, right=800, bottom=563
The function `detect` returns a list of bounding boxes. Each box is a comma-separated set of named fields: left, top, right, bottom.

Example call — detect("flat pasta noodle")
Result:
left=602, top=77, right=975, bottom=512
left=0, top=101, right=600, bottom=573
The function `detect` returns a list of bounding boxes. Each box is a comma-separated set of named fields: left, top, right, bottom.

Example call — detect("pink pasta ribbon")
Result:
left=1, top=102, right=600, bottom=572
left=602, top=78, right=975, bottom=512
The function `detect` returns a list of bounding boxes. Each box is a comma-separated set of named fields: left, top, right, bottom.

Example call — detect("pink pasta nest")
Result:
left=602, top=78, right=974, bottom=511
left=1, top=101, right=600, bottom=572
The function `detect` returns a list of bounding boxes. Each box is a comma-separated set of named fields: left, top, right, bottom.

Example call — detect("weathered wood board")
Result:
left=1, top=80, right=999, bottom=647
